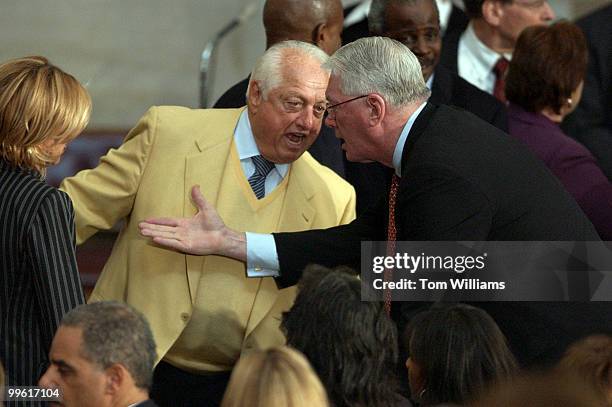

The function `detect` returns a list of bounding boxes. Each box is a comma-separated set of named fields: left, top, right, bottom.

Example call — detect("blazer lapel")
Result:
left=401, top=102, right=438, bottom=175
left=184, top=109, right=244, bottom=303
left=429, top=66, right=454, bottom=106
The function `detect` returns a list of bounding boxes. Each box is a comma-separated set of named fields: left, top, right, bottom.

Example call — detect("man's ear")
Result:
left=313, top=23, right=327, bottom=47
left=482, top=0, right=504, bottom=27
left=247, top=80, right=264, bottom=114
left=366, top=94, right=385, bottom=126
left=104, top=364, right=126, bottom=395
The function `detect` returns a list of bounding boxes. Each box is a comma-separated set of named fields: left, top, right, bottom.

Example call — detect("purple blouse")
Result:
left=508, top=103, right=612, bottom=240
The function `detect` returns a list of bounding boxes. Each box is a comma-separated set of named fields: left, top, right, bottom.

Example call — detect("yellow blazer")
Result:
left=61, top=106, right=356, bottom=365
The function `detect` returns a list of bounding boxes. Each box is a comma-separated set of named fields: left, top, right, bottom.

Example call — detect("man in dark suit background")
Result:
left=139, top=37, right=608, bottom=370
left=368, top=0, right=507, bottom=131
left=439, top=0, right=554, bottom=100
left=342, top=0, right=468, bottom=51
left=562, top=3, right=612, bottom=181
left=214, top=0, right=346, bottom=178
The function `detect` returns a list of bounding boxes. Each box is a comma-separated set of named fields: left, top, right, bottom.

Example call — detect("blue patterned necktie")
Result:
left=248, top=155, right=275, bottom=199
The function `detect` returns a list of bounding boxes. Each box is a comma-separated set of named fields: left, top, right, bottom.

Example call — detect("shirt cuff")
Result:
left=245, top=232, right=280, bottom=277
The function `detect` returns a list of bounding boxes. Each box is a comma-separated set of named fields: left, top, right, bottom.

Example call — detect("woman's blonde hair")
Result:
left=0, top=56, right=91, bottom=174
left=221, top=346, right=329, bottom=407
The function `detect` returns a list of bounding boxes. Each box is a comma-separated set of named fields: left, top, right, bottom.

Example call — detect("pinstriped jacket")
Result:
left=0, top=159, right=84, bottom=392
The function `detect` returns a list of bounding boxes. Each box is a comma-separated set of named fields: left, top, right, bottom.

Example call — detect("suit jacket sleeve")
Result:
left=27, top=189, right=85, bottom=353
left=273, top=195, right=385, bottom=288
left=60, top=108, right=158, bottom=244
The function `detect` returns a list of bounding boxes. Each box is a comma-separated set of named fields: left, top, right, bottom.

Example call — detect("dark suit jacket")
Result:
left=214, top=76, right=346, bottom=178
left=273, top=103, right=608, bottom=368
left=508, top=103, right=612, bottom=240
left=562, top=4, right=612, bottom=181
left=430, top=65, right=508, bottom=131
left=348, top=66, right=508, bottom=215
left=439, top=19, right=460, bottom=74
left=0, top=159, right=85, bottom=390
left=134, top=399, right=159, bottom=407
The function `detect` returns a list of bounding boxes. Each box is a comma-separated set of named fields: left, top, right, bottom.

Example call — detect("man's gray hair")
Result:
left=248, top=40, right=330, bottom=99
left=61, top=301, right=157, bottom=390
left=323, top=36, right=430, bottom=108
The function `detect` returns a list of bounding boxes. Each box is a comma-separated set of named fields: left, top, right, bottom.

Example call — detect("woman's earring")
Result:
left=567, top=98, right=573, bottom=109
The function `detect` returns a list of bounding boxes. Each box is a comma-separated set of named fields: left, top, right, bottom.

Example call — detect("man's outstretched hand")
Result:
left=139, top=185, right=247, bottom=261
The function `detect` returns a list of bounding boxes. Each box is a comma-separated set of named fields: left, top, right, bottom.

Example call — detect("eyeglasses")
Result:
left=326, top=95, right=369, bottom=115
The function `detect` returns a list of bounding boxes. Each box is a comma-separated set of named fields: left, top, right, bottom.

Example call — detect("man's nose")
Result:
left=412, top=36, right=430, bottom=56
left=541, top=1, right=555, bottom=21
left=38, top=367, right=54, bottom=388
left=295, top=108, right=315, bottom=129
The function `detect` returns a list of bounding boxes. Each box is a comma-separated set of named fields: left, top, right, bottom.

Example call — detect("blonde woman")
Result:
left=0, top=56, right=90, bottom=391
left=221, top=346, right=329, bottom=407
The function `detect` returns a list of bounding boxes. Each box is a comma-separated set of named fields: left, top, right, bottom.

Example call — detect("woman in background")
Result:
left=404, top=303, right=517, bottom=406
left=0, top=56, right=90, bottom=389
left=221, top=346, right=329, bottom=407
left=505, top=21, right=612, bottom=240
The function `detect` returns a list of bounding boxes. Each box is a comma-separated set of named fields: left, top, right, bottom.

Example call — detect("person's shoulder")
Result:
left=213, top=77, right=249, bottom=108
left=147, top=105, right=243, bottom=120
left=576, top=4, right=612, bottom=32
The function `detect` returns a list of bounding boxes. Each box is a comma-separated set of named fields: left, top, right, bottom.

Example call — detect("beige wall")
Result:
left=0, top=0, right=608, bottom=129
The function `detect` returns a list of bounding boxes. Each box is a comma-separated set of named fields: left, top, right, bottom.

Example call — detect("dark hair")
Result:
left=506, top=21, right=588, bottom=115
left=61, top=301, right=157, bottom=390
left=406, top=303, right=517, bottom=405
left=463, top=0, right=512, bottom=19
left=281, top=265, right=399, bottom=407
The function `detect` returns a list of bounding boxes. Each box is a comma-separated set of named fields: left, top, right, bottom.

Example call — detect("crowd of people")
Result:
left=1, top=0, right=611, bottom=406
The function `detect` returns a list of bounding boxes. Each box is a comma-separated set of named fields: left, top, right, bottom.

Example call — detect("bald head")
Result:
left=263, top=0, right=343, bottom=55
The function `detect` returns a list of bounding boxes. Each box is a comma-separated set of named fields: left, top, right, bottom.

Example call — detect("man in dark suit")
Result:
left=562, top=4, right=612, bottom=181
left=349, top=0, right=508, bottom=214
left=439, top=0, right=554, bottom=99
left=342, top=0, right=468, bottom=50
left=39, top=302, right=159, bottom=407
left=139, top=37, right=608, bottom=370
left=215, top=0, right=346, bottom=178
left=368, top=0, right=507, bottom=130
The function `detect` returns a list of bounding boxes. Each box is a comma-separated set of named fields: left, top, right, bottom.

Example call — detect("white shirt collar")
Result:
left=458, top=23, right=512, bottom=94
left=426, top=73, right=434, bottom=90
left=344, top=0, right=371, bottom=27
left=392, top=102, right=427, bottom=177
left=234, top=110, right=289, bottom=178
left=436, top=0, right=453, bottom=34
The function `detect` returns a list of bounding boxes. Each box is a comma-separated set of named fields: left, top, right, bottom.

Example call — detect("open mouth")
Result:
left=286, top=133, right=306, bottom=146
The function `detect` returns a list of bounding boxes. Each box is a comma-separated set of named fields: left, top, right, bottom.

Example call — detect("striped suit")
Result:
left=0, top=159, right=84, bottom=395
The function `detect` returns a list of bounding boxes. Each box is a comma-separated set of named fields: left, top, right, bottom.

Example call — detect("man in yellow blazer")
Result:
left=60, top=41, right=355, bottom=407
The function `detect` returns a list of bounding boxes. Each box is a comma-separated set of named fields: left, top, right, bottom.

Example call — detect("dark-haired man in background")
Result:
left=440, top=0, right=555, bottom=102
left=39, top=301, right=158, bottom=407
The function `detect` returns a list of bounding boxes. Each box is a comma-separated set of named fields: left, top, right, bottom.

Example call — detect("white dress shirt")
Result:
left=457, top=23, right=512, bottom=94
left=234, top=110, right=288, bottom=277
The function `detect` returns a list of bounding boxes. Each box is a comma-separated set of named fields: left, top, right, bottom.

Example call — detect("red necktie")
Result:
left=384, top=174, right=400, bottom=316
left=493, top=57, right=509, bottom=103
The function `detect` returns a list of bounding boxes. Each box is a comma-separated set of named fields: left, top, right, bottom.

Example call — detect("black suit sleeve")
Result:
left=273, top=196, right=387, bottom=288
left=28, top=190, right=85, bottom=353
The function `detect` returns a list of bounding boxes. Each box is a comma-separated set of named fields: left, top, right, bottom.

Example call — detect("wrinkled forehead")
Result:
left=273, top=57, right=329, bottom=96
